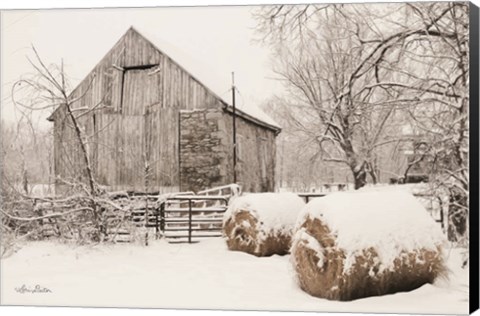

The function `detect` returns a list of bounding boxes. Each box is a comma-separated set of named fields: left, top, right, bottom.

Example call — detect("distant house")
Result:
left=388, top=132, right=431, bottom=184
left=47, top=27, right=280, bottom=194
left=402, top=140, right=430, bottom=183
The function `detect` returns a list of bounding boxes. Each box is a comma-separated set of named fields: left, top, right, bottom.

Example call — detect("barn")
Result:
left=47, top=27, right=280, bottom=194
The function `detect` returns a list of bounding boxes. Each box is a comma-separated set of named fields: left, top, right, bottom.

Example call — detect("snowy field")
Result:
left=0, top=238, right=469, bottom=315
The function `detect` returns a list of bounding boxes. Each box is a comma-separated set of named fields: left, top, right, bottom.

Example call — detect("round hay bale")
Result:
left=223, top=192, right=305, bottom=257
left=291, top=189, right=447, bottom=301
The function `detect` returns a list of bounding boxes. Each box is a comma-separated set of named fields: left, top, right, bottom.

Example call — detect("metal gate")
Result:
left=161, top=195, right=229, bottom=243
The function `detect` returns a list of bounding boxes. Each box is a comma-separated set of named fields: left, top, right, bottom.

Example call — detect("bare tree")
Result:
left=254, top=2, right=469, bottom=192
left=5, top=47, right=119, bottom=242
left=1, top=96, right=54, bottom=192
left=399, top=3, right=470, bottom=244
left=262, top=97, right=352, bottom=191
left=11, top=47, right=102, bottom=195
left=256, top=4, right=408, bottom=188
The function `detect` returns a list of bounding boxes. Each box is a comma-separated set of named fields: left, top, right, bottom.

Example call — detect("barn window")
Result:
left=119, top=64, right=160, bottom=115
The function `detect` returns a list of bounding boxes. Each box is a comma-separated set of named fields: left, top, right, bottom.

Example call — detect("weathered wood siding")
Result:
left=53, top=104, right=94, bottom=192
left=221, top=111, right=277, bottom=192
left=52, top=28, right=224, bottom=192
left=52, top=27, right=277, bottom=194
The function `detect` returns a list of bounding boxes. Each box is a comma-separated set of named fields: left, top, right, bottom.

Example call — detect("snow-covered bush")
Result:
left=291, top=189, right=447, bottom=301
left=223, top=192, right=305, bottom=256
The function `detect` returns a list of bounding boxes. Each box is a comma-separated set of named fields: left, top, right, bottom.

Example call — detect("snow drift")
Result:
left=291, top=189, right=447, bottom=301
left=223, top=192, right=305, bottom=256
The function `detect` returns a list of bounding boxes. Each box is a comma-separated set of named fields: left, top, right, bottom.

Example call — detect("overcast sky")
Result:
left=1, top=5, right=283, bottom=128
left=2, top=0, right=478, bottom=131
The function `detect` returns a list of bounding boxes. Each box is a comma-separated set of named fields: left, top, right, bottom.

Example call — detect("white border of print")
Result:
left=0, top=1, right=478, bottom=316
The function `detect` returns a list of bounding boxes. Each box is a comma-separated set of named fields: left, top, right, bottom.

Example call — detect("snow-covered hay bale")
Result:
left=223, top=192, right=305, bottom=257
left=291, top=189, right=447, bottom=301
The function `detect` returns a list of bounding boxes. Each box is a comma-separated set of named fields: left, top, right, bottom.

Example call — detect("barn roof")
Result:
left=48, top=26, right=281, bottom=133
left=133, top=27, right=281, bottom=132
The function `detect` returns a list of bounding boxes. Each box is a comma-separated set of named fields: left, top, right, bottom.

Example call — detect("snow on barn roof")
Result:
left=47, top=26, right=281, bottom=133
left=134, top=26, right=281, bottom=131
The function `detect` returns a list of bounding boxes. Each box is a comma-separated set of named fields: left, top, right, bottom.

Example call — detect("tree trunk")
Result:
left=369, top=170, right=378, bottom=185
left=447, top=187, right=468, bottom=242
left=352, top=163, right=368, bottom=190
left=64, top=101, right=97, bottom=196
left=367, top=162, right=378, bottom=185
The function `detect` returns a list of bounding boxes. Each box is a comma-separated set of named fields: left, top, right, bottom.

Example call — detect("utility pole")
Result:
left=232, top=72, right=237, bottom=184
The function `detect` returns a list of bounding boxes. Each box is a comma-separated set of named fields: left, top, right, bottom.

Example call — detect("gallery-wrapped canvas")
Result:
left=0, top=1, right=478, bottom=315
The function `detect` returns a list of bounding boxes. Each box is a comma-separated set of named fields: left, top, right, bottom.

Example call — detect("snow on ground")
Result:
left=0, top=238, right=468, bottom=314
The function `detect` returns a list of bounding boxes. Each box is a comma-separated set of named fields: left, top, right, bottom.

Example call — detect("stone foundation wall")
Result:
left=179, top=109, right=230, bottom=192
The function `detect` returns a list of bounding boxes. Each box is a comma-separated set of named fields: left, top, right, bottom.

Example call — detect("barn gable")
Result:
left=49, top=27, right=228, bottom=121
left=49, top=26, right=279, bottom=194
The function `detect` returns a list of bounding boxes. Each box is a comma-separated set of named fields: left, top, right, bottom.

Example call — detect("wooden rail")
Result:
left=100, top=187, right=445, bottom=243
left=197, top=184, right=241, bottom=197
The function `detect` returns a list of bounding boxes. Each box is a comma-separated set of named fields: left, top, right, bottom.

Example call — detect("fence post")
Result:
left=160, top=202, right=165, bottom=237
left=155, top=203, right=160, bottom=239
left=438, top=196, right=445, bottom=230
left=188, top=199, right=193, bottom=243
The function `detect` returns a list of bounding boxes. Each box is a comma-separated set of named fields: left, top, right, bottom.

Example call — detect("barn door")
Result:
left=115, top=109, right=156, bottom=192
left=115, top=115, right=145, bottom=190
left=143, top=108, right=180, bottom=192
left=121, top=67, right=162, bottom=115
left=113, top=66, right=178, bottom=193
left=114, top=68, right=158, bottom=191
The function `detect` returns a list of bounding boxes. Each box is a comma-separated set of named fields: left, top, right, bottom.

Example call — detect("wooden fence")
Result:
left=106, top=186, right=236, bottom=243
left=102, top=189, right=447, bottom=243
left=34, top=185, right=445, bottom=243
